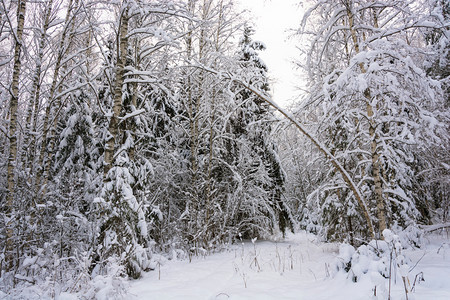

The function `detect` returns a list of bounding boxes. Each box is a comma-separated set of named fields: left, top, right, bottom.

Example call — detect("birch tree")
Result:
left=295, top=0, right=449, bottom=240
left=4, top=0, right=27, bottom=272
left=93, top=0, right=191, bottom=278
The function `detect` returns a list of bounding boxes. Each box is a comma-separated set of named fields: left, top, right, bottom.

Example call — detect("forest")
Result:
left=0, top=0, right=448, bottom=298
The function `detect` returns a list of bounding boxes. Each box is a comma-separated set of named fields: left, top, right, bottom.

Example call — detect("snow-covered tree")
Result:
left=3, top=0, right=27, bottom=273
left=231, top=25, right=291, bottom=238
left=294, top=0, right=449, bottom=241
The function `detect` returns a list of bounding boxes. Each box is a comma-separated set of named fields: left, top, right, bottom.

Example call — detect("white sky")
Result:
left=237, top=0, right=304, bottom=107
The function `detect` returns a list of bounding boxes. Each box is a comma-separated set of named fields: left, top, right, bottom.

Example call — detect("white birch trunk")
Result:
left=103, top=4, right=129, bottom=176
left=5, top=0, right=27, bottom=272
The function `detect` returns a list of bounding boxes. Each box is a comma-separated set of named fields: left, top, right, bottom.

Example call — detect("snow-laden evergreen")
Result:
left=0, top=0, right=448, bottom=298
left=284, top=0, right=450, bottom=242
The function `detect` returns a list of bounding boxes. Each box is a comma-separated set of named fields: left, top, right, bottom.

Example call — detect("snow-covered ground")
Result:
left=2, top=231, right=448, bottom=299
left=130, top=231, right=450, bottom=300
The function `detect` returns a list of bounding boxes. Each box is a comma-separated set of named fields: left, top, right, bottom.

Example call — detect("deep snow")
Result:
left=129, top=231, right=450, bottom=300
left=2, top=231, right=449, bottom=299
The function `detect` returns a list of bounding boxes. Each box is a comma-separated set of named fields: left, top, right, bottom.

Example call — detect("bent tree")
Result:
left=295, top=0, right=448, bottom=240
left=195, top=63, right=376, bottom=238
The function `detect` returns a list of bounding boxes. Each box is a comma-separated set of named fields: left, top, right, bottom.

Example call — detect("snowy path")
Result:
left=130, top=232, right=450, bottom=300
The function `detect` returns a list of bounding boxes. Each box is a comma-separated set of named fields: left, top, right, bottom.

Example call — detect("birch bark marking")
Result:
left=346, top=1, right=387, bottom=234
left=5, top=0, right=27, bottom=271
left=104, top=5, right=129, bottom=176
left=128, top=24, right=140, bottom=162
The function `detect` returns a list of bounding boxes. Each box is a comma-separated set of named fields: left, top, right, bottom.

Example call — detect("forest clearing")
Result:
left=1, top=0, right=448, bottom=298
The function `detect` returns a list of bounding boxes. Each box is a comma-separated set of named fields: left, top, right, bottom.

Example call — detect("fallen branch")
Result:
left=419, top=223, right=450, bottom=233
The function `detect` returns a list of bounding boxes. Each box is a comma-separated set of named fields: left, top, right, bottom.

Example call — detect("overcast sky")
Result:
left=237, top=0, right=304, bottom=107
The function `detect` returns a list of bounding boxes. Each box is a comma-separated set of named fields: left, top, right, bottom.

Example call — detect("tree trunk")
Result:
left=346, top=2, right=387, bottom=235
left=369, top=111, right=388, bottom=234
left=205, top=84, right=215, bottom=242
left=104, top=5, right=129, bottom=176
left=5, top=0, right=27, bottom=272
left=184, top=0, right=199, bottom=240
left=128, top=33, right=140, bottom=162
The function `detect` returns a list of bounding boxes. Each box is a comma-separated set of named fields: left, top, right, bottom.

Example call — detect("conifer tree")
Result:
left=231, top=25, right=292, bottom=237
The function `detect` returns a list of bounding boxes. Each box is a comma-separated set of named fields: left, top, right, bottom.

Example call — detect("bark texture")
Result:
left=346, top=1, right=387, bottom=235
left=104, top=5, right=129, bottom=176
left=6, top=0, right=27, bottom=271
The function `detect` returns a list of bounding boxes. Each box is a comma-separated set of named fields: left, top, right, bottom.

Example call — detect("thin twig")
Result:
left=409, top=252, right=426, bottom=273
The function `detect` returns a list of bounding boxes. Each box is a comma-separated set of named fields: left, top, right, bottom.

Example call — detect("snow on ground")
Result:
left=130, top=231, right=450, bottom=300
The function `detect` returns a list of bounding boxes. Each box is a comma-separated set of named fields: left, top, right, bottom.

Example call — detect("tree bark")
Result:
left=104, top=4, right=129, bottom=176
left=346, top=1, right=387, bottom=235
left=5, top=0, right=27, bottom=272
left=184, top=0, right=199, bottom=239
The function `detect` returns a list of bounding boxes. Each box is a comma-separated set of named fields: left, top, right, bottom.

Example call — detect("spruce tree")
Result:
left=231, top=25, right=292, bottom=238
